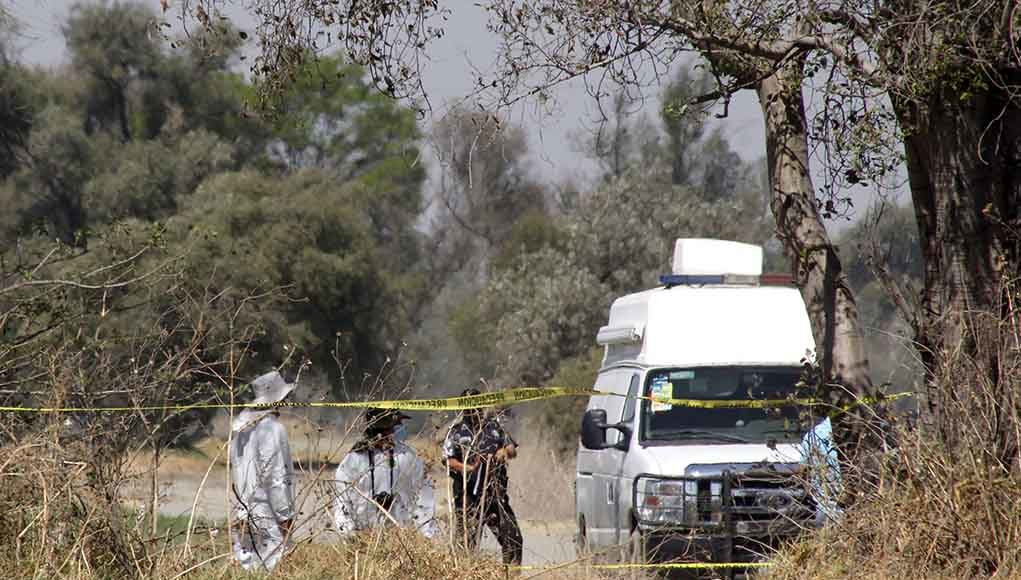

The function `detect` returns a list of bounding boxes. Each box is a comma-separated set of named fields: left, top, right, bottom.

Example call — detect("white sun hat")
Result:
left=250, top=370, right=296, bottom=406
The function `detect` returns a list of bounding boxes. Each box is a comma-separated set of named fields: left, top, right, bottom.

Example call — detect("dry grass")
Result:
left=506, top=417, right=577, bottom=523
left=112, top=407, right=581, bottom=576
left=170, top=527, right=599, bottom=580
left=2, top=427, right=597, bottom=580
left=769, top=302, right=1021, bottom=580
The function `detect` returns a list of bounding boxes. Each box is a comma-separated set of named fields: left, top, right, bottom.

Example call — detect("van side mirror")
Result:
left=581, top=409, right=632, bottom=451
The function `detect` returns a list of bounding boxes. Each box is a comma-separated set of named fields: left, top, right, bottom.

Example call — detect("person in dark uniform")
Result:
left=443, top=388, right=524, bottom=565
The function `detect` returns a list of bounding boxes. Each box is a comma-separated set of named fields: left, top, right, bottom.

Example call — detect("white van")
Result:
left=575, top=239, right=827, bottom=576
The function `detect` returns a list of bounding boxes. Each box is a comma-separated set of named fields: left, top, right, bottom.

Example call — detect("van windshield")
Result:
left=641, top=367, right=807, bottom=444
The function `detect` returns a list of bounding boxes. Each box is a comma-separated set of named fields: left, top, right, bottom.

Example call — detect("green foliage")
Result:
left=480, top=246, right=609, bottom=385
left=0, top=221, right=252, bottom=449
left=539, top=347, right=604, bottom=457
left=837, top=202, right=923, bottom=388
left=455, top=165, right=774, bottom=388
left=447, top=295, right=498, bottom=382
left=64, top=1, right=161, bottom=141
left=11, top=106, right=97, bottom=244
left=0, top=57, right=32, bottom=178
left=172, top=169, right=399, bottom=382
left=449, top=66, right=778, bottom=395
left=269, top=57, right=422, bottom=177
left=490, top=211, right=567, bottom=272
left=0, top=2, right=433, bottom=401
left=85, top=129, right=236, bottom=223
left=264, top=56, right=428, bottom=307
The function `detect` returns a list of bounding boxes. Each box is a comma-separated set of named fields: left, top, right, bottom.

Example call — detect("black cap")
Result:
left=461, top=388, right=484, bottom=420
left=364, top=408, right=411, bottom=433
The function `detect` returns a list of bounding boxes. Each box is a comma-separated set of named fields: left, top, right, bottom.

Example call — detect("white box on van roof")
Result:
left=672, top=238, right=762, bottom=276
left=597, top=239, right=815, bottom=370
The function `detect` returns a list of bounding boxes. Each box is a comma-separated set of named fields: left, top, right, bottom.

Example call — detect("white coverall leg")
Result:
left=230, top=410, right=296, bottom=573
left=232, top=515, right=286, bottom=572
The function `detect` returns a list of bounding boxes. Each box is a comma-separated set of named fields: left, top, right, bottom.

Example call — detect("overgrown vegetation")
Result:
left=772, top=290, right=1021, bottom=579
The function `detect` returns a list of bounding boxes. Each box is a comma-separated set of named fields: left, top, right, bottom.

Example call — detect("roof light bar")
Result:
left=659, top=274, right=761, bottom=287
left=760, top=273, right=795, bottom=286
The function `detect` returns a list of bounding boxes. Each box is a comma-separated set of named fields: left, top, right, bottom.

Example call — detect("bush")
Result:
left=537, top=348, right=604, bottom=458
left=770, top=301, right=1021, bottom=580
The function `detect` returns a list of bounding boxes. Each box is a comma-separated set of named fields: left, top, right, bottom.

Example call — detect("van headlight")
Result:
left=635, top=477, right=723, bottom=525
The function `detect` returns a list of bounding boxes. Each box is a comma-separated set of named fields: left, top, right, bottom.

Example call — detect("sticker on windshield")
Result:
left=650, top=376, right=673, bottom=412
left=669, top=370, right=695, bottom=380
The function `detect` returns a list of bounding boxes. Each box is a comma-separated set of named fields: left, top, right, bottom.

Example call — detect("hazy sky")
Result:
left=7, top=0, right=888, bottom=230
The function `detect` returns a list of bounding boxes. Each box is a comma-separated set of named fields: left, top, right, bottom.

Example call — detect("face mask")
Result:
left=394, top=423, right=408, bottom=444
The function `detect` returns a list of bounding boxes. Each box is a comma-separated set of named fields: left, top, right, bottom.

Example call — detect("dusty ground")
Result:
left=124, top=412, right=578, bottom=567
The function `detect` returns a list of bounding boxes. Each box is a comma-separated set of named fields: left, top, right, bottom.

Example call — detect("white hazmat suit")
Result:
left=333, top=440, right=438, bottom=539
left=800, top=416, right=843, bottom=524
left=230, top=407, right=296, bottom=572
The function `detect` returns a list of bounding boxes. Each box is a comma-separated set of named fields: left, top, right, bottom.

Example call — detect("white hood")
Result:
left=634, top=442, right=807, bottom=477
left=231, top=409, right=272, bottom=433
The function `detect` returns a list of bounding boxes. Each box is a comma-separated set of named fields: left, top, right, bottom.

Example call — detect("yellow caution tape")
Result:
left=641, top=395, right=818, bottom=409
left=641, top=391, right=912, bottom=410
left=514, top=560, right=771, bottom=570
left=0, top=387, right=597, bottom=414
left=0, top=386, right=912, bottom=414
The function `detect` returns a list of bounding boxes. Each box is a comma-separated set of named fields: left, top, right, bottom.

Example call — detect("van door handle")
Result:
left=607, top=482, right=616, bottom=503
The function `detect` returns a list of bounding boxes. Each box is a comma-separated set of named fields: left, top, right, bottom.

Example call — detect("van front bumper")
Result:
left=640, top=524, right=804, bottom=577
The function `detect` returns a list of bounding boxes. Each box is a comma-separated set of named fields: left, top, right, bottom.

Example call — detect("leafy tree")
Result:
left=170, top=169, right=402, bottom=385
left=540, top=348, right=603, bottom=457
left=3, top=108, right=236, bottom=245
left=137, top=25, right=252, bottom=143
left=2, top=3, right=432, bottom=395
left=459, top=163, right=775, bottom=387
left=12, top=106, right=97, bottom=245
left=0, top=52, right=32, bottom=179
left=659, top=68, right=714, bottom=187
left=64, top=1, right=161, bottom=141
left=262, top=57, right=429, bottom=325
left=432, top=108, right=547, bottom=254
left=84, top=129, right=236, bottom=223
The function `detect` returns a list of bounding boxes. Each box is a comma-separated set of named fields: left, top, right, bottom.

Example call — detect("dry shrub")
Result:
left=2, top=427, right=591, bottom=580
left=279, top=527, right=518, bottom=580
left=166, top=525, right=599, bottom=580
left=0, top=431, right=154, bottom=579
left=770, top=297, right=1021, bottom=580
left=507, top=415, right=577, bottom=522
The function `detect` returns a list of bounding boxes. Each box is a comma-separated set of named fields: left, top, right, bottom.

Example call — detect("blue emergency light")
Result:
left=659, top=273, right=765, bottom=287
left=659, top=274, right=726, bottom=286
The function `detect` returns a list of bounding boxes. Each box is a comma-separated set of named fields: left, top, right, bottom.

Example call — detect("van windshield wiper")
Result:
left=655, top=429, right=754, bottom=444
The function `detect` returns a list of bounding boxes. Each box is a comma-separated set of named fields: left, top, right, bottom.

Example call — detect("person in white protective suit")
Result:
left=229, top=371, right=297, bottom=573
left=800, top=415, right=843, bottom=525
left=333, top=408, right=438, bottom=539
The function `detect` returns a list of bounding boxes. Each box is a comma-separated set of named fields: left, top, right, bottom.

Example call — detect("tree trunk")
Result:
left=895, top=79, right=1021, bottom=464
left=757, top=61, right=885, bottom=494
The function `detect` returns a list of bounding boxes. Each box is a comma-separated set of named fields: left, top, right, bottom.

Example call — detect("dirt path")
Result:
left=480, top=519, right=577, bottom=567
